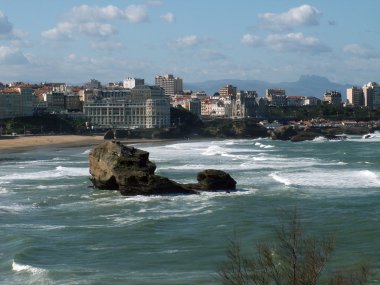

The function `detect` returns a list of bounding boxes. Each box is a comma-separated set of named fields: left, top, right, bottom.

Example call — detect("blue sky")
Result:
left=0, top=0, right=379, bottom=85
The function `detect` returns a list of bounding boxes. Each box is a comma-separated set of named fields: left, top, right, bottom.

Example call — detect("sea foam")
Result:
left=12, top=260, right=46, bottom=274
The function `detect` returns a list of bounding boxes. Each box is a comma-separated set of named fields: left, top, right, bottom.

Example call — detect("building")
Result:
left=123, top=77, right=144, bottom=89
left=323, top=90, right=342, bottom=106
left=232, top=90, right=264, bottom=118
left=84, top=85, right=170, bottom=129
left=347, top=86, right=364, bottom=107
left=219, top=85, right=237, bottom=98
left=304, top=96, right=321, bottom=106
left=155, top=74, right=183, bottom=97
left=0, top=87, right=36, bottom=119
left=287, top=96, right=305, bottom=107
left=84, top=79, right=101, bottom=90
left=42, top=92, right=65, bottom=113
left=265, top=89, right=287, bottom=106
left=362, top=82, right=380, bottom=109
left=201, top=99, right=212, bottom=116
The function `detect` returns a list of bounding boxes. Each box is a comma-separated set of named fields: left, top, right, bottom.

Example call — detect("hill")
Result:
left=184, top=75, right=352, bottom=99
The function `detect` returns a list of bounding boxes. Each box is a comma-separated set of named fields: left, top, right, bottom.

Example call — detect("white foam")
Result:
left=12, top=261, right=46, bottom=274
left=270, top=173, right=292, bottom=186
left=201, top=145, right=227, bottom=156
left=0, top=166, right=89, bottom=181
left=268, top=169, right=380, bottom=190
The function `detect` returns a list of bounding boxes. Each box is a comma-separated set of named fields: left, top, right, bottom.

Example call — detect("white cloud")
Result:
left=160, top=12, right=175, bottom=23
left=90, top=41, right=124, bottom=50
left=146, top=0, right=163, bottom=6
left=242, top=32, right=330, bottom=54
left=42, top=4, right=148, bottom=41
left=0, top=11, right=13, bottom=37
left=343, top=44, right=377, bottom=59
left=241, top=34, right=262, bottom=46
left=172, top=35, right=202, bottom=49
left=266, top=33, right=329, bottom=53
left=0, top=46, right=29, bottom=65
left=68, top=5, right=125, bottom=22
left=125, top=5, right=148, bottom=23
left=259, top=5, right=321, bottom=31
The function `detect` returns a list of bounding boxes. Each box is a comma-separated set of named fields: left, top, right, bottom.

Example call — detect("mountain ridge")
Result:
left=184, top=75, right=352, bottom=99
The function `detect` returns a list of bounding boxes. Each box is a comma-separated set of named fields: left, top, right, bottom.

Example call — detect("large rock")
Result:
left=89, top=141, right=236, bottom=196
left=270, top=125, right=298, bottom=140
left=197, top=169, right=236, bottom=191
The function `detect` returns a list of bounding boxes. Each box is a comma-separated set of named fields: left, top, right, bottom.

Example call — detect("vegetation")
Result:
left=170, top=106, right=203, bottom=135
left=0, top=114, right=87, bottom=135
left=219, top=208, right=372, bottom=285
left=268, top=105, right=380, bottom=122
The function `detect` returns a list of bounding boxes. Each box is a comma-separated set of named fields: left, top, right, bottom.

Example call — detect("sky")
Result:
left=0, top=0, right=379, bottom=86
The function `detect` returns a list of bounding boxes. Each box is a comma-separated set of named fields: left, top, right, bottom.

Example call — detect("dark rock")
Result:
left=89, top=140, right=236, bottom=196
left=197, top=169, right=236, bottom=191
left=290, top=131, right=321, bottom=142
left=270, top=126, right=298, bottom=140
left=104, top=130, right=115, bottom=140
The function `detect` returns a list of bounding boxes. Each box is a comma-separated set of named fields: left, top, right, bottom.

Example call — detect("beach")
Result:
left=0, top=135, right=171, bottom=153
left=0, top=135, right=105, bottom=153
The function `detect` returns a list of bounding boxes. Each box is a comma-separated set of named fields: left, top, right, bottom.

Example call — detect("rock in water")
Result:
left=88, top=140, right=237, bottom=196
left=89, top=140, right=195, bottom=195
left=197, top=169, right=236, bottom=191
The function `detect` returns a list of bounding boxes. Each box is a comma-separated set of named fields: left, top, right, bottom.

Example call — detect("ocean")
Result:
left=0, top=134, right=379, bottom=284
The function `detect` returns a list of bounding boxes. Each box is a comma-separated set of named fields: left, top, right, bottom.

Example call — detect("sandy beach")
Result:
left=0, top=135, right=172, bottom=153
left=0, top=135, right=106, bottom=153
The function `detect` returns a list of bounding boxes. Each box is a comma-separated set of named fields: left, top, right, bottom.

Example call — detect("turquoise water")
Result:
left=0, top=135, right=379, bottom=284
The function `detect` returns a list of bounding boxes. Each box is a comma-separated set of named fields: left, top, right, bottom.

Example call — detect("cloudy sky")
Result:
left=0, top=0, right=379, bottom=85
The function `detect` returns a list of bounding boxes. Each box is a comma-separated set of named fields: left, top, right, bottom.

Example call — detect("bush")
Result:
left=218, top=208, right=372, bottom=285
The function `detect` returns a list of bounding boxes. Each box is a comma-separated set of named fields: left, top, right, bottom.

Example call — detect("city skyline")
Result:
left=0, top=0, right=379, bottom=85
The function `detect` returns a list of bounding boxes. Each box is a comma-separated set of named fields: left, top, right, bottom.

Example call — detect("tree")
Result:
left=219, top=208, right=371, bottom=285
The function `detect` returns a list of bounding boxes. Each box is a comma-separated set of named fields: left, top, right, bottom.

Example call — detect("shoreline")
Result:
left=0, top=135, right=172, bottom=154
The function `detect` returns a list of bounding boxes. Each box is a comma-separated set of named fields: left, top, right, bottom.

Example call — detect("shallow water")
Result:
left=0, top=134, right=379, bottom=284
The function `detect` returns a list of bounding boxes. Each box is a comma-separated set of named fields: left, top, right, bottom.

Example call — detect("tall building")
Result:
left=363, top=82, right=380, bottom=109
left=323, top=90, right=342, bottom=106
left=155, top=74, right=183, bottom=97
left=265, top=88, right=287, bottom=106
left=219, top=85, right=237, bottom=98
left=347, top=86, right=364, bottom=107
left=123, top=77, right=144, bottom=89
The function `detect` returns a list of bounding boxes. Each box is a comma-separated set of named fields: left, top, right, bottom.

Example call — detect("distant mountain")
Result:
left=184, top=75, right=352, bottom=99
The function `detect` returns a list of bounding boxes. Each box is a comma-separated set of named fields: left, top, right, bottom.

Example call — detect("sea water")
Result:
left=0, top=135, right=379, bottom=284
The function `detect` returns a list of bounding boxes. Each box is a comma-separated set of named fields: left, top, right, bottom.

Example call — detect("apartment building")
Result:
left=0, top=87, right=36, bottom=119
left=363, top=82, right=380, bottom=109
left=265, top=88, right=287, bottom=106
left=155, top=74, right=183, bottom=97
left=347, top=86, right=364, bottom=107
left=219, top=85, right=237, bottom=98
left=323, top=90, right=342, bottom=106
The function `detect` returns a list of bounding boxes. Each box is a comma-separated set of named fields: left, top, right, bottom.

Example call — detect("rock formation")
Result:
left=89, top=141, right=236, bottom=196
left=270, top=126, right=342, bottom=142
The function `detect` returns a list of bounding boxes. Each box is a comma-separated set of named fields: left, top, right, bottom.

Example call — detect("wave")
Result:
left=12, top=260, right=46, bottom=274
left=0, top=166, right=89, bottom=181
left=268, top=169, right=380, bottom=190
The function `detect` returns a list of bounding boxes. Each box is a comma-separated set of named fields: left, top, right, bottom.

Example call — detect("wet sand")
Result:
left=0, top=135, right=105, bottom=153
left=0, top=135, right=171, bottom=154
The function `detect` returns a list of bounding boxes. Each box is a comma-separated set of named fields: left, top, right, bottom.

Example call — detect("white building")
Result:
left=84, top=85, right=170, bottom=129
left=123, top=77, right=145, bottom=89
left=363, top=82, right=380, bottom=109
